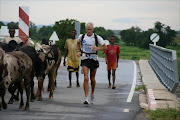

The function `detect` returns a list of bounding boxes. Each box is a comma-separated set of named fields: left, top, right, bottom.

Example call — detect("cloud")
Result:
left=113, top=18, right=161, bottom=24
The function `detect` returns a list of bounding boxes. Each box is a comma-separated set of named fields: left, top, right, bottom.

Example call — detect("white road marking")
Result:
left=126, top=61, right=137, bottom=102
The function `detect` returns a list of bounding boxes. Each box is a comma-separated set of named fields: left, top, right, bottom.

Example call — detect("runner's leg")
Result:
left=90, top=69, right=97, bottom=95
left=83, top=66, right=89, bottom=97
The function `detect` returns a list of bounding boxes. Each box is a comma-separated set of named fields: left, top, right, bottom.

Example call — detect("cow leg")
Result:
left=8, top=83, right=16, bottom=104
left=37, top=76, right=45, bottom=101
left=19, top=83, right=24, bottom=109
left=1, top=90, right=7, bottom=109
left=24, top=78, right=31, bottom=111
left=30, top=80, right=36, bottom=102
left=14, top=90, right=20, bottom=101
left=48, top=73, right=55, bottom=99
left=53, top=70, right=58, bottom=91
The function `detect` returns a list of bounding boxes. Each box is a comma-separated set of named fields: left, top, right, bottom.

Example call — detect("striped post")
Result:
left=19, top=6, right=29, bottom=43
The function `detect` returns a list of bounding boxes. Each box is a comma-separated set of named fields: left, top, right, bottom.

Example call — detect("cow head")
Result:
left=34, top=43, right=55, bottom=76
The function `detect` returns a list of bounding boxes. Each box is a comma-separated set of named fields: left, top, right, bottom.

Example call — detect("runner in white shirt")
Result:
left=77, top=22, right=107, bottom=104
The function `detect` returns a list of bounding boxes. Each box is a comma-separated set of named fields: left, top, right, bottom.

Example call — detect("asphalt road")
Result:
left=0, top=59, right=141, bottom=120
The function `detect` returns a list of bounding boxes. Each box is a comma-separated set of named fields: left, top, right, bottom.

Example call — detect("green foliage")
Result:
left=94, top=27, right=119, bottom=42
left=154, top=22, right=177, bottom=47
left=38, top=26, right=53, bottom=40
left=135, top=85, right=146, bottom=91
left=80, top=22, right=86, bottom=34
left=147, top=108, right=180, bottom=120
left=7, top=21, right=18, bottom=29
left=53, top=19, right=78, bottom=51
left=120, top=21, right=177, bottom=49
left=120, top=26, right=155, bottom=49
left=29, top=21, right=39, bottom=40
left=0, top=21, right=5, bottom=29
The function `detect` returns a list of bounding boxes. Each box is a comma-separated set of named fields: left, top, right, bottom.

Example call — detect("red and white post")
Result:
left=19, top=6, right=29, bottom=43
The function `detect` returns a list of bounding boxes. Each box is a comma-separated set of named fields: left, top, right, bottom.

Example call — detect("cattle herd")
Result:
left=0, top=40, right=61, bottom=110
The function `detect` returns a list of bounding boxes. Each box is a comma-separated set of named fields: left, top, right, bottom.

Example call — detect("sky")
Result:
left=0, top=0, right=180, bottom=31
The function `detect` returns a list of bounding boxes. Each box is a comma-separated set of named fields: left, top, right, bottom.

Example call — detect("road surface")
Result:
left=0, top=59, right=141, bottom=120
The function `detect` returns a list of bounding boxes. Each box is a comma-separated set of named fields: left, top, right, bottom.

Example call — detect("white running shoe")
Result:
left=90, top=94, right=96, bottom=104
left=83, top=97, right=89, bottom=104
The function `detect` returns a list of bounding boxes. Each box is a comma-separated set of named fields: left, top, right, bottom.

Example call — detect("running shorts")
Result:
left=81, top=59, right=99, bottom=71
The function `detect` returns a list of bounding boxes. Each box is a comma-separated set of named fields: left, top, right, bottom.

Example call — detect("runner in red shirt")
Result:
left=104, top=36, right=120, bottom=89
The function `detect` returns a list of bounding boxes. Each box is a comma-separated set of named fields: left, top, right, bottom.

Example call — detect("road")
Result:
left=0, top=59, right=141, bottom=120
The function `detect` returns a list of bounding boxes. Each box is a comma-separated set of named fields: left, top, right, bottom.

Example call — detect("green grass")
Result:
left=135, top=85, right=146, bottom=91
left=147, top=108, right=180, bottom=120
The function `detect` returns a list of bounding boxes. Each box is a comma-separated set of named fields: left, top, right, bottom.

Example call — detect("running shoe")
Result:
left=83, top=97, right=89, bottom=104
left=90, top=94, right=96, bottom=104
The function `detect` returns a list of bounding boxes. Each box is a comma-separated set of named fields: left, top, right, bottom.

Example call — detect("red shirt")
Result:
left=104, top=45, right=120, bottom=63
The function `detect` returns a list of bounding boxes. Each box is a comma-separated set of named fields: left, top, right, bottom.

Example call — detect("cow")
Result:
left=0, top=38, right=34, bottom=53
left=0, top=47, right=33, bottom=110
left=7, top=44, right=52, bottom=104
left=35, top=43, right=61, bottom=101
left=0, top=40, right=19, bottom=52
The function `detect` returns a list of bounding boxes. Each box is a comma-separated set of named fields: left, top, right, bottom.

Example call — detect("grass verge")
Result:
left=146, top=108, right=180, bottom=120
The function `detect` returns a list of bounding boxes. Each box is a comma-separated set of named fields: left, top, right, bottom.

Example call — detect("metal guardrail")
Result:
left=149, top=44, right=179, bottom=93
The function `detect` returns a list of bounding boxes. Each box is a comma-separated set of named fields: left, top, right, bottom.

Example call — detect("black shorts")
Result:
left=81, top=59, right=99, bottom=71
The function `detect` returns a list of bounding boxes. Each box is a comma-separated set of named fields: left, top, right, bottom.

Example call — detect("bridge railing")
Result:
left=149, top=44, right=179, bottom=93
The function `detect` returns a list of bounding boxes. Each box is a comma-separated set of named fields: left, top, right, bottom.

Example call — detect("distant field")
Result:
left=98, top=42, right=150, bottom=60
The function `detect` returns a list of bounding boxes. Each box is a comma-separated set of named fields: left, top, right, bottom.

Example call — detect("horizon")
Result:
left=1, top=20, right=180, bottom=32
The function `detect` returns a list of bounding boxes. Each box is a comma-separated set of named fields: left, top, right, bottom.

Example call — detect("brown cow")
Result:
left=0, top=47, right=33, bottom=110
left=35, top=43, right=61, bottom=101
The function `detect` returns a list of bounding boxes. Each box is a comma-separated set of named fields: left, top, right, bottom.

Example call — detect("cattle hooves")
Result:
left=14, top=95, right=19, bottom=101
left=24, top=107, right=29, bottom=111
left=30, top=99, right=34, bottom=102
left=37, top=97, right=42, bottom=101
left=30, top=96, right=36, bottom=102
left=8, top=100, right=13, bottom=104
left=19, top=105, right=24, bottom=109
left=49, top=95, right=53, bottom=99
left=2, top=103, right=7, bottom=109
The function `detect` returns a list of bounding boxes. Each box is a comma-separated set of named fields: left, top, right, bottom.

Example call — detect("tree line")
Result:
left=0, top=20, right=178, bottom=50
left=0, top=19, right=119, bottom=52
left=120, top=21, right=177, bottom=49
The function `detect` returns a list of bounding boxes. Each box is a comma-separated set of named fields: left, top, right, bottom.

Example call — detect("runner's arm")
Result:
left=92, top=44, right=107, bottom=51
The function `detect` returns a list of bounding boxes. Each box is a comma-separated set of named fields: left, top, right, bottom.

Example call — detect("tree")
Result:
left=120, top=27, right=139, bottom=46
left=0, top=21, right=5, bottom=29
left=38, top=26, right=53, bottom=40
left=7, top=22, right=18, bottom=29
left=94, top=27, right=119, bottom=42
left=53, top=19, right=78, bottom=51
left=154, top=21, right=176, bottom=47
left=29, top=21, right=39, bottom=40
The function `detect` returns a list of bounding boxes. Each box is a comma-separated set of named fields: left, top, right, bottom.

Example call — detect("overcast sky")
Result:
left=0, top=0, right=180, bottom=31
